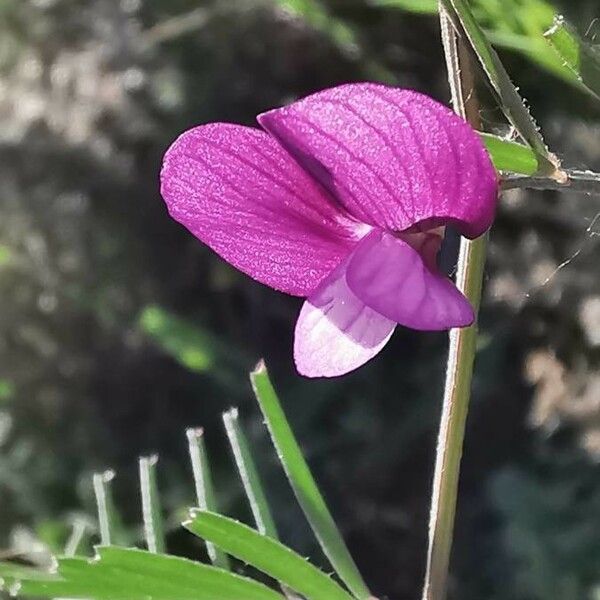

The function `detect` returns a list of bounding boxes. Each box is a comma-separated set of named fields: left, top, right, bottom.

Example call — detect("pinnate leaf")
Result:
left=18, top=547, right=282, bottom=600
left=184, top=511, right=355, bottom=600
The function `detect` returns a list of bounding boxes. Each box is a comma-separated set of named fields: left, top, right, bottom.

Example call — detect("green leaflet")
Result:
left=545, top=16, right=600, bottom=101
left=185, top=511, right=355, bottom=600
left=251, top=362, right=371, bottom=600
left=479, top=132, right=539, bottom=175
left=19, top=548, right=283, bottom=600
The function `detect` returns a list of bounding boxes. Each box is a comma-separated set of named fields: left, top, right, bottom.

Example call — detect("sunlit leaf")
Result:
left=184, top=511, right=354, bottom=600
left=545, top=16, right=600, bottom=100
left=0, top=562, right=57, bottom=584
left=479, top=132, right=539, bottom=175
left=19, top=547, right=283, bottom=600
left=250, top=362, right=371, bottom=600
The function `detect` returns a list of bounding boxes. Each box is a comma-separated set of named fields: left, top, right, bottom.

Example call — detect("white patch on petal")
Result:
left=294, top=259, right=395, bottom=378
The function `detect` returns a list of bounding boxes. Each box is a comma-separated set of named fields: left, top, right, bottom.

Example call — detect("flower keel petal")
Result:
left=294, top=259, right=395, bottom=377
left=346, top=229, right=474, bottom=331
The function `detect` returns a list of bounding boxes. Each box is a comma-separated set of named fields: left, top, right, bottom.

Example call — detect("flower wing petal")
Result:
left=160, top=123, right=357, bottom=296
left=346, top=229, right=474, bottom=330
left=258, top=83, right=497, bottom=238
left=294, top=257, right=395, bottom=377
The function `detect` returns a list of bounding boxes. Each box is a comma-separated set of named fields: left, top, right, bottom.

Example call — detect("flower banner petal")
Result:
left=161, top=123, right=358, bottom=296
left=259, top=83, right=497, bottom=239
left=294, top=258, right=395, bottom=378
left=346, top=229, right=474, bottom=331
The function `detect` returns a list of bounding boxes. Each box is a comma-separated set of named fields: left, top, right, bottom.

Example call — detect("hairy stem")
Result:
left=422, top=8, right=487, bottom=600
left=501, top=169, right=600, bottom=195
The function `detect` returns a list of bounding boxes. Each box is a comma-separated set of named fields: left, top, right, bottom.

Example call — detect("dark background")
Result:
left=1, top=1, right=599, bottom=599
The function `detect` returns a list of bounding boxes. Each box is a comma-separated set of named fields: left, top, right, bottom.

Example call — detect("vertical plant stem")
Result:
left=422, top=8, right=489, bottom=600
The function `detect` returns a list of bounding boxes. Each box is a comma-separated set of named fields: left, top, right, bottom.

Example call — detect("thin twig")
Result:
left=501, top=169, right=600, bottom=195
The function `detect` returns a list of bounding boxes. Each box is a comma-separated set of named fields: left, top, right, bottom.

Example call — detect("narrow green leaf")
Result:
left=19, top=548, right=283, bottom=600
left=186, top=428, right=231, bottom=570
left=139, top=455, right=166, bottom=554
left=370, top=0, right=437, bottom=13
left=185, top=511, right=354, bottom=600
left=440, top=0, right=561, bottom=178
left=545, top=16, right=600, bottom=101
left=250, top=362, right=370, bottom=600
left=485, top=29, right=580, bottom=85
left=223, top=408, right=279, bottom=539
left=92, top=471, right=121, bottom=546
left=479, top=132, right=539, bottom=175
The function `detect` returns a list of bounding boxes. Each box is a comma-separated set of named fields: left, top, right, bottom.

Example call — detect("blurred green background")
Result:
left=1, top=1, right=599, bottom=599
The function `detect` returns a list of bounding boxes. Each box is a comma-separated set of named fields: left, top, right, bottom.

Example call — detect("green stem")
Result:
left=422, top=237, right=487, bottom=600
left=422, top=8, right=488, bottom=600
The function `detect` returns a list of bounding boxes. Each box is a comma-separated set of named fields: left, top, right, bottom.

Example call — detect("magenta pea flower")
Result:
left=160, top=83, right=497, bottom=377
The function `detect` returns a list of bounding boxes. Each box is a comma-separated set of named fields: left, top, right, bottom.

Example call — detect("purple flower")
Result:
left=160, top=83, right=498, bottom=377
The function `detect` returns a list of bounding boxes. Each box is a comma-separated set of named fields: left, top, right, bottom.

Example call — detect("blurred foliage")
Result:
left=276, top=0, right=359, bottom=53
left=373, top=0, right=438, bottom=13
left=0, top=0, right=599, bottom=599
left=374, top=0, right=582, bottom=84
left=139, top=305, right=250, bottom=391
left=545, top=15, right=600, bottom=99
left=487, top=451, right=600, bottom=600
